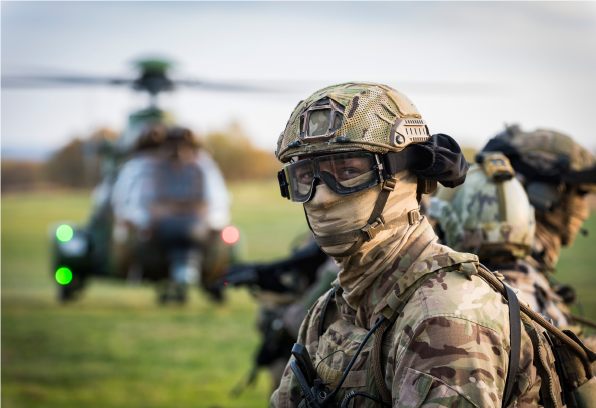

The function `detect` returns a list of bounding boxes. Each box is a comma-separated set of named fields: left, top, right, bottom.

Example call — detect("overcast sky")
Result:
left=3, top=1, right=596, bottom=158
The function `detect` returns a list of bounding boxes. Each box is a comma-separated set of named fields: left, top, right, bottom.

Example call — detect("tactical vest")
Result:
left=301, top=253, right=596, bottom=408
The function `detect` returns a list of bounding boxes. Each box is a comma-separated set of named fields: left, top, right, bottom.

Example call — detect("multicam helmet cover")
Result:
left=492, top=126, right=596, bottom=192
left=428, top=153, right=535, bottom=259
left=276, top=82, right=429, bottom=163
left=484, top=125, right=595, bottom=251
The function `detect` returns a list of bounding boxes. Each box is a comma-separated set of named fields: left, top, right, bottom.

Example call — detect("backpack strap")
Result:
left=502, top=283, right=521, bottom=408
left=476, top=266, right=595, bottom=375
left=318, top=284, right=340, bottom=339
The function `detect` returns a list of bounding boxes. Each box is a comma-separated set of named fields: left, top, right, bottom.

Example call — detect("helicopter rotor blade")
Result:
left=1, top=74, right=134, bottom=89
left=173, top=79, right=282, bottom=93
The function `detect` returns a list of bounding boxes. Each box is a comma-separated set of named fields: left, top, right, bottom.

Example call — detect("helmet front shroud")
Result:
left=482, top=126, right=596, bottom=270
left=276, top=82, right=470, bottom=257
left=429, top=153, right=535, bottom=261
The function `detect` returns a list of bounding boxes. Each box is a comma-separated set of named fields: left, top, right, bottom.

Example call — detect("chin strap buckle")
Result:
left=361, top=215, right=386, bottom=241
left=407, top=209, right=421, bottom=225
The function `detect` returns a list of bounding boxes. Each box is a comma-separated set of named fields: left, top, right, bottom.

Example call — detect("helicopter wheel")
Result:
left=205, top=285, right=224, bottom=303
left=174, top=285, right=188, bottom=303
left=58, top=275, right=85, bottom=302
left=156, top=282, right=188, bottom=304
left=59, top=285, right=77, bottom=302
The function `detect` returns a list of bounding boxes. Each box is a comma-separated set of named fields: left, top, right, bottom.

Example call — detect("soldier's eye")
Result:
left=338, top=167, right=362, bottom=180
left=296, top=170, right=315, bottom=183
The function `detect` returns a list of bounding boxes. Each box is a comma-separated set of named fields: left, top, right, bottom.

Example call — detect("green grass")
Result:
left=2, top=182, right=596, bottom=407
left=2, top=181, right=306, bottom=408
left=555, top=217, right=596, bottom=322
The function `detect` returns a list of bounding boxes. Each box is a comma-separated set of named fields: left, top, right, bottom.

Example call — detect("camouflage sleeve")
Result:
left=388, top=315, right=510, bottom=407
left=387, top=275, right=542, bottom=408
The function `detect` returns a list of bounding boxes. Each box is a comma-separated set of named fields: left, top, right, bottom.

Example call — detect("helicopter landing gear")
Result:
left=58, top=274, right=86, bottom=302
left=157, top=282, right=188, bottom=304
left=156, top=249, right=201, bottom=305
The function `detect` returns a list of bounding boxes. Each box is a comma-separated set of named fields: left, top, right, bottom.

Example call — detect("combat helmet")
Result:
left=482, top=125, right=595, bottom=247
left=276, top=82, right=432, bottom=160
left=276, top=82, right=470, bottom=256
left=429, top=152, right=535, bottom=259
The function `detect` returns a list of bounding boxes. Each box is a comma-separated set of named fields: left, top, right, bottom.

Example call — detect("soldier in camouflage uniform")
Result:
left=483, top=126, right=596, bottom=273
left=269, top=83, right=581, bottom=408
left=480, top=127, right=596, bottom=329
left=428, top=152, right=572, bottom=328
left=216, top=236, right=339, bottom=392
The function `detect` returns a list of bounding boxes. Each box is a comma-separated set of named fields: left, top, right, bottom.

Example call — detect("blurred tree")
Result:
left=44, top=128, right=118, bottom=188
left=203, top=122, right=278, bottom=181
left=1, top=160, right=43, bottom=192
left=44, top=138, right=87, bottom=188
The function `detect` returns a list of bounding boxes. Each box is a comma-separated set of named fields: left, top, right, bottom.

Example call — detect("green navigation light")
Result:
left=56, top=225, right=74, bottom=242
left=56, top=267, right=73, bottom=285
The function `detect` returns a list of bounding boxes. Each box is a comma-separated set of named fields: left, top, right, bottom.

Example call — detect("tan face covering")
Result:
left=304, top=169, right=420, bottom=309
left=534, top=194, right=590, bottom=270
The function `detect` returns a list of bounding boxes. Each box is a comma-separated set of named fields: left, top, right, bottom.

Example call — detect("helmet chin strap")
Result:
left=304, top=177, right=421, bottom=257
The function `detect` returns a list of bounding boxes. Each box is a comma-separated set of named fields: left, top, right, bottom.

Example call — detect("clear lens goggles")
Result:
left=278, top=152, right=382, bottom=203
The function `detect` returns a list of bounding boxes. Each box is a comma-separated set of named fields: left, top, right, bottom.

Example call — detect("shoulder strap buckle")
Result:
left=407, top=209, right=421, bottom=225
left=382, top=179, right=396, bottom=191
left=361, top=215, right=386, bottom=241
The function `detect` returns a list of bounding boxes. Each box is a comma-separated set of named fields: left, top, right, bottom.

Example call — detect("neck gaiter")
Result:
left=304, top=169, right=420, bottom=309
left=534, top=194, right=589, bottom=271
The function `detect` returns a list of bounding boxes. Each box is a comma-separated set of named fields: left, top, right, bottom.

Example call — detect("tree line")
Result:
left=1, top=123, right=280, bottom=192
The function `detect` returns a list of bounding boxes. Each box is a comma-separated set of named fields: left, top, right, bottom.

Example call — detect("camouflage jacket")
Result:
left=488, top=259, right=572, bottom=329
left=271, top=219, right=563, bottom=408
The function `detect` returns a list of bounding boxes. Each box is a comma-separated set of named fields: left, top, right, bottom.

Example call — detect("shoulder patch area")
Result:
left=417, top=271, right=507, bottom=334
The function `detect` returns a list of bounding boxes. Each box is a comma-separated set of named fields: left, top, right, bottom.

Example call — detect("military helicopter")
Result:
left=3, top=58, right=269, bottom=303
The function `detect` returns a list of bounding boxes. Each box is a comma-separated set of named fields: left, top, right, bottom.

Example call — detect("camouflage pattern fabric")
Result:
left=533, top=193, right=590, bottom=271
left=266, top=255, right=341, bottom=388
left=428, top=157, right=578, bottom=334
left=271, top=219, right=562, bottom=408
left=487, top=258, right=572, bottom=329
left=429, top=164, right=535, bottom=259
left=497, top=127, right=596, bottom=187
left=304, top=170, right=420, bottom=309
left=276, top=82, right=422, bottom=162
left=491, top=126, right=595, bottom=271
left=283, top=258, right=340, bottom=340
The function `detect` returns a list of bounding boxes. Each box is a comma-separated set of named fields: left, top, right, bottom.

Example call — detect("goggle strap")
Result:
left=277, top=170, right=290, bottom=200
left=383, top=149, right=419, bottom=176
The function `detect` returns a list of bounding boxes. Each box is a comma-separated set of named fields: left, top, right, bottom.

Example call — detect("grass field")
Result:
left=3, top=181, right=596, bottom=408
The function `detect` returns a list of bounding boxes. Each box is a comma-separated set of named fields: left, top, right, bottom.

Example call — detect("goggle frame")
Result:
left=278, top=152, right=387, bottom=203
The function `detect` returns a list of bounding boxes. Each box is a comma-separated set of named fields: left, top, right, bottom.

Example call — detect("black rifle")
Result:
left=214, top=239, right=328, bottom=294
left=224, top=239, right=328, bottom=396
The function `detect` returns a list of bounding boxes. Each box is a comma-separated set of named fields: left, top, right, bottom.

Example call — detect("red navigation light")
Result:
left=222, top=226, right=239, bottom=245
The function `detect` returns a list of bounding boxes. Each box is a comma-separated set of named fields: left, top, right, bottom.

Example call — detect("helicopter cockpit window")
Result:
left=112, top=151, right=230, bottom=230
left=155, top=163, right=204, bottom=201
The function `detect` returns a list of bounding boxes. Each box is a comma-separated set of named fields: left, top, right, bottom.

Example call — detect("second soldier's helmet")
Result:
left=428, top=152, right=535, bottom=259
left=482, top=126, right=595, bottom=246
